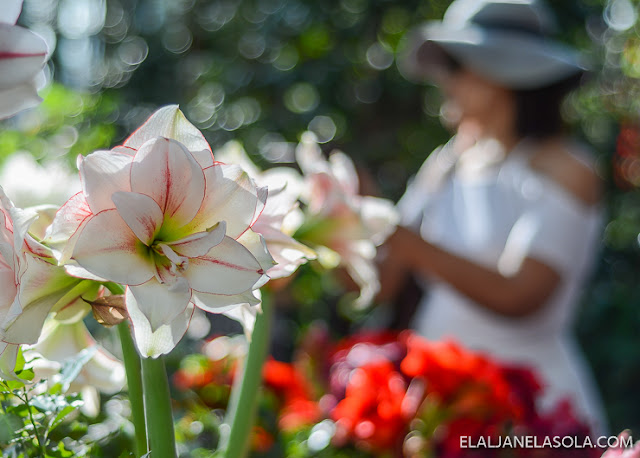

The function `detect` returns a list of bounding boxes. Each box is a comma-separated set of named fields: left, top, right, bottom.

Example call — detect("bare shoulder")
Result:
left=528, top=137, right=602, bottom=206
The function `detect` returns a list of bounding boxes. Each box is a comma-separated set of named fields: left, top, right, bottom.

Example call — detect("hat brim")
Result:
left=398, top=22, right=587, bottom=90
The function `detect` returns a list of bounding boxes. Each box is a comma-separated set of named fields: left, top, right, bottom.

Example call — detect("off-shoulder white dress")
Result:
left=398, top=138, right=608, bottom=435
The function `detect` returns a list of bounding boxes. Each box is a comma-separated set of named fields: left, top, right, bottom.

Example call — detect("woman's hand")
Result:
left=378, top=226, right=561, bottom=318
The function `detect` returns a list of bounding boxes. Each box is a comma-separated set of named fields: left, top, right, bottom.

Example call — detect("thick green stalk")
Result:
left=219, top=296, right=273, bottom=458
left=117, top=322, right=148, bottom=457
left=141, top=355, right=176, bottom=458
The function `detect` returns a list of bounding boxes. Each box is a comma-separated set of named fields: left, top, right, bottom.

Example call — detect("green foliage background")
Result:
left=1, top=0, right=639, bottom=439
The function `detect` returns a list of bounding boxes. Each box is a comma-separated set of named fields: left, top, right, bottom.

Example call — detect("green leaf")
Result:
left=1, top=379, right=26, bottom=391
left=14, top=368, right=34, bottom=383
left=46, top=441, right=76, bottom=457
left=49, top=404, right=78, bottom=433
left=0, top=411, right=23, bottom=444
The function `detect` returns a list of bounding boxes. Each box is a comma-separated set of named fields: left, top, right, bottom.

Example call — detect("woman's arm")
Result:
left=384, top=226, right=561, bottom=318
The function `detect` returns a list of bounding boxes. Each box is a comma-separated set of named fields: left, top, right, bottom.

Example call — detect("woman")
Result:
left=381, top=0, right=608, bottom=435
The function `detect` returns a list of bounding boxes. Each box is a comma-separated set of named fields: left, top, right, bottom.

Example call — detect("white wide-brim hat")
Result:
left=398, top=0, right=587, bottom=90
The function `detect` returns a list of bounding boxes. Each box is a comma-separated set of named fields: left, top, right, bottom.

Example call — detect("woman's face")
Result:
left=440, top=68, right=514, bottom=132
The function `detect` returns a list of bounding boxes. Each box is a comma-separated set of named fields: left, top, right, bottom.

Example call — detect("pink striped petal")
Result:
left=45, top=192, right=92, bottom=243
left=112, top=191, right=163, bottom=246
left=166, top=221, right=226, bottom=258
left=72, top=209, right=155, bottom=286
left=251, top=186, right=268, bottom=227
left=184, top=236, right=263, bottom=295
left=123, top=105, right=212, bottom=155
left=128, top=278, right=191, bottom=332
left=79, top=150, right=133, bottom=213
left=44, top=192, right=92, bottom=263
left=0, top=25, right=47, bottom=91
left=131, top=138, right=205, bottom=228
left=186, top=164, right=258, bottom=238
left=126, top=286, right=194, bottom=358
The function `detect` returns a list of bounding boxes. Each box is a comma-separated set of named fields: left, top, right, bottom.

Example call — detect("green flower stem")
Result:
left=219, top=295, right=273, bottom=458
left=52, top=279, right=96, bottom=309
left=104, top=282, right=126, bottom=296
left=141, top=355, right=177, bottom=458
left=117, top=321, right=148, bottom=457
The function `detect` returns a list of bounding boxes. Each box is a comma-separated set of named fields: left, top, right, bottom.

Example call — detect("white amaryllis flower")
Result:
left=214, top=140, right=316, bottom=279
left=0, top=188, right=80, bottom=364
left=0, top=0, right=48, bottom=119
left=23, top=318, right=126, bottom=417
left=49, top=106, right=275, bottom=358
left=295, top=132, right=399, bottom=308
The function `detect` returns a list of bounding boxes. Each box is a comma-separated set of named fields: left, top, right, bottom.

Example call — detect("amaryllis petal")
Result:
left=235, top=229, right=276, bottom=272
left=79, top=150, right=133, bottom=213
left=1, top=286, right=72, bottom=345
left=344, top=253, right=380, bottom=310
left=222, top=302, right=259, bottom=338
left=214, top=140, right=261, bottom=177
left=0, top=343, right=20, bottom=381
left=10, top=254, right=78, bottom=322
left=45, top=192, right=91, bottom=244
left=251, top=186, right=268, bottom=227
left=192, top=290, right=260, bottom=314
left=0, top=82, right=42, bottom=119
left=186, top=164, right=258, bottom=238
left=295, top=131, right=325, bottom=176
left=112, top=191, right=163, bottom=245
left=73, top=209, right=155, bottom=286
left=329, top=151, right=360, bottom=196
left=190, top=149, right=215, bottom=169
left=126, top=287, right=195, bottom=358
left=123, top=105, right=213, bottom=157
left=1, top=191, right=37, bottom=253
left=167, top=221, right=226, bottom=258
left=258, top=232, right=316, bottom=279
left=130, top=138, right=205, bottom=228
left=184, top=236, right=264, bottom=295
left=64, top=262, right=108, bottom=282
left=1, top=0, right=23, bottom=25
left=110, top=145, right=136, bottom=156
left=0, top=262, right=16, bottom=311
left=128, top=278, right=191, bottom=332
left=360, top=197, right=400, bottom=244
left=0, top=25, right=47, bottom=90
left=45, top=193, right=92, bottom=263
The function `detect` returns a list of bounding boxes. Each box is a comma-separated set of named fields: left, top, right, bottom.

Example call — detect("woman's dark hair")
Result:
left=513, top=72, right=584, bottom=139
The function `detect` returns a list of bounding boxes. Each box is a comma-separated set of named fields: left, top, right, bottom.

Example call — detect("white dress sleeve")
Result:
left=498, top=173, right=603, bottom=278
left=397, top=140, right=458, bottom=231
